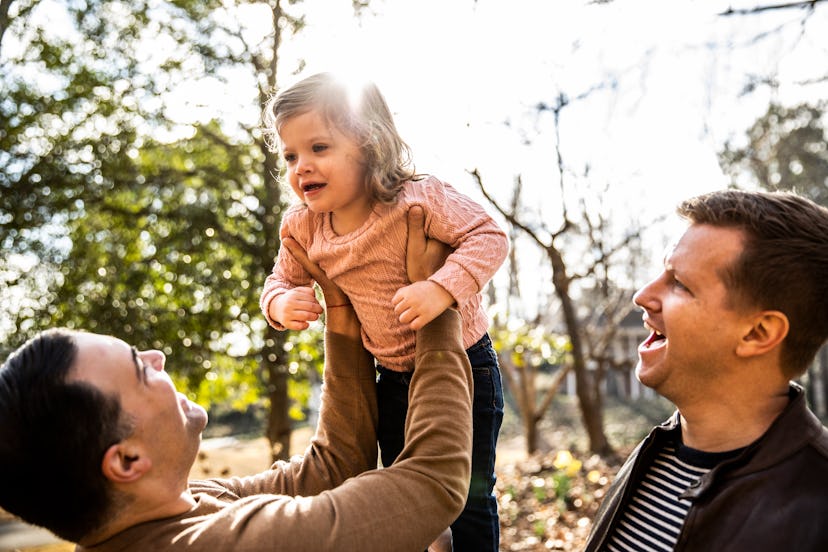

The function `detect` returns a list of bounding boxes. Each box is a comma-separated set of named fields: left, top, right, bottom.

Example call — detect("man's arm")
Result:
left=219, top=207, right=449, bottom=497
left=176, top=209, right=470, bottom=551
left=174, top=310, right=471, bottom=552
left=270, top=236, right=379, bottom=494
left=218, top=233, right=378, bottom=498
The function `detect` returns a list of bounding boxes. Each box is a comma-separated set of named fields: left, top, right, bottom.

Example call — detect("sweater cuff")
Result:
left=324, top=330, right=374, bottom=380
left=415, top=309, right=464, bottom=357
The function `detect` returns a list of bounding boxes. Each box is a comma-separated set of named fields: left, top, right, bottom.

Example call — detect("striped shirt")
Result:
left=604, top=443, right=743, bottom=551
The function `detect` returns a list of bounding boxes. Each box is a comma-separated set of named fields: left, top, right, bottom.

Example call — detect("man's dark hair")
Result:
left=0, top=329, right=132, bottom=542
left=678, top=190, right=828, bottom=378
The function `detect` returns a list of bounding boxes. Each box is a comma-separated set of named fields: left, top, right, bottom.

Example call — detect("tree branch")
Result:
left=719, top=0, right=825, bottom=15
left=468, top=168, right=552, bottom=253
left=535, top=363, right=572, bottom=422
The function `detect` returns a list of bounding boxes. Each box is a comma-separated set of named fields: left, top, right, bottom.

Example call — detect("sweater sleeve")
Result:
left=145, top=310, right=472, bottom=552
left=251, top=309, right=473, bottom=551
left=411, top=177, right=509, bottom=304
left=260, top=204, right=315, bottom=329
left=204, top=323, right=379, bottom=499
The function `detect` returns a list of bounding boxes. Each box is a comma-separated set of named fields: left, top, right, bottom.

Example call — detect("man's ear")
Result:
left=736, top=310, right=789, bottom=358
left=101, top=441, right=152, bottom=484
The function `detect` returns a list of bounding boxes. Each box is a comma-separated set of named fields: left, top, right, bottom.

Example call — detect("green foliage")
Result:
left=0, top=0, right=322, bottom=429
left=491, top=322, right=571, bottom=371
left=284, top=323, right=325, bottom=421
left=532, top=519, right=546, bottom=538
left=40, top=126, right=268, bottom=395
left=720, top=101, right=828, bottom=206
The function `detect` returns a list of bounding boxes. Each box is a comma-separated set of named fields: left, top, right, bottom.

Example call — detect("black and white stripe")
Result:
left=604, top=445, right=709, bottom=552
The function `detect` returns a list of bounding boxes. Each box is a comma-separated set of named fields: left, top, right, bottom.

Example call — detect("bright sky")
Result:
left=184, top=0, right=825, bottom=217
left=258, top=0, right=826, bottom=316
left=154, top=1, right=828, bottom=207
left=147, top=0, right=828, bottom=318
left=7, top=0, right=828, bottom=323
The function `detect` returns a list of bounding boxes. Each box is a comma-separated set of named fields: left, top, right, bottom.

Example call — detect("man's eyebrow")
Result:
left=130, top=346, right=144, bottom=384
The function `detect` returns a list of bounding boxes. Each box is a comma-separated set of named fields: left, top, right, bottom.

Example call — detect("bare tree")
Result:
left=495, top=324, right=572, bottom=455
left=472, top=90, right=652, bottom=458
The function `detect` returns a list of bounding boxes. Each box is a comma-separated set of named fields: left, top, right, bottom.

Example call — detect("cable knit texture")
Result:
left=261, top=175, right=509, bottom=371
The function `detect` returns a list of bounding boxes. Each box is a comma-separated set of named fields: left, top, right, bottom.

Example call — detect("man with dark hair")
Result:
left=585, top=190, right=828, bottom=551
left=0, top=208, right=469, bottom=551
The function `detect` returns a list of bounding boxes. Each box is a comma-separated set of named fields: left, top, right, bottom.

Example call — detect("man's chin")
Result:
left=635, top=361, right=662, bottom=390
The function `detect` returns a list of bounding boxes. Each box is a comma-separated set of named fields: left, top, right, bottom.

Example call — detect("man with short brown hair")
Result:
left=586, top=190, right=828, bottom=551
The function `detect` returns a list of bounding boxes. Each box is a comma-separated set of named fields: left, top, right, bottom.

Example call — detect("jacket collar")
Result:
left=683, top=383, right=826, bottom=499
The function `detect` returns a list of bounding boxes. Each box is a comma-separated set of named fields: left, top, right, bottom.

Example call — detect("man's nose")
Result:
left=633, top=274, right=661, bottom=311
left=143, top=350, right=166, bottom=372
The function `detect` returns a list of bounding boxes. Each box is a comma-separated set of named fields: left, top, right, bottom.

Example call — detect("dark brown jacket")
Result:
left=585, top=384, right=828, bottom=551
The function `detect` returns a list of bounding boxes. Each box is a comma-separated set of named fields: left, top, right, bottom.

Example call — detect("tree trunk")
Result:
left=550, top=249, right=614, bottom=457
left=259, top=69, right=289, bottom=459
left=525, top=414, right=539, bottom=454
left=264, top=328, right=291, bottom=462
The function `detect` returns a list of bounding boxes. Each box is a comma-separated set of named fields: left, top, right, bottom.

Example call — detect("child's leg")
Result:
left=450, top=333, right=504, bottom=552
left=376, top=365, right=410, bottom=467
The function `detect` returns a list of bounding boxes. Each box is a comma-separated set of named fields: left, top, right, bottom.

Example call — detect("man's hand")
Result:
left=404, top=205, right=452, bottom=283
left=392, top=206, right=455, bottom=331
left=269, top=287, right=323, bottom=331
left=281, top=237, right=359, bottom=338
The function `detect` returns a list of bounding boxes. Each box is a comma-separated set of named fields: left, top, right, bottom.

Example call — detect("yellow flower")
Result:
left=553, top=450, right=573, bottom=470
left=565, top=459, right=582, bottom=477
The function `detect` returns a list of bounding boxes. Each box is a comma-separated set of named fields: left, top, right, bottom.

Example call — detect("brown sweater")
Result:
left=78, top=310, right=472, bottom=552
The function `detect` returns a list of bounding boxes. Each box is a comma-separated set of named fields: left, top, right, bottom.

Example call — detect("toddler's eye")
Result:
left=312, top=144, right=328, bottom=153
left=283, top=153, right=296, bottom=163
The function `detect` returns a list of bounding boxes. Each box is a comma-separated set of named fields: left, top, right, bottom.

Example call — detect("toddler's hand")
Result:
left=392, top=280, right=454, bottom=331
left=270, top=286, right=323, bottom=330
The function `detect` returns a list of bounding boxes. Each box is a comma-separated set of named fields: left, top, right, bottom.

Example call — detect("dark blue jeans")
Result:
left=377, top=333, right=504, bottom=552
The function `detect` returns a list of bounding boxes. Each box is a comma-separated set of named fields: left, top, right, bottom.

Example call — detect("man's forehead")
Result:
left=73, top=332, right=125, bottom=353
left=661, top=230, right=686, bottom=268
left=663, top=223, right=745, bottom=275
left=70, top=333, right=132, bottom=382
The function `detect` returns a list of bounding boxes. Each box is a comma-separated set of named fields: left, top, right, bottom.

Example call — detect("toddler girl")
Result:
left=260, top=72, right=508, bottom=551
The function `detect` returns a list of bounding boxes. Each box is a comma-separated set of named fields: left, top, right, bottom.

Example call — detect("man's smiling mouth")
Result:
left=642, top=330, right=666, bottom=349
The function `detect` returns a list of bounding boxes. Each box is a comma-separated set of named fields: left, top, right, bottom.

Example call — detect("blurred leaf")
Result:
left=720, top=101, right=828, bottom=206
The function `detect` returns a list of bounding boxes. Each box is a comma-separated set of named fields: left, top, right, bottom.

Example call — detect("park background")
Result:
left=1, top=0, right=827, bottom=550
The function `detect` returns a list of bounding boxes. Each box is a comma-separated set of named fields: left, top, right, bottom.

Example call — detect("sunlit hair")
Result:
left=0, top=329, right=134, bottom=542
left=262, top=72, right=417, bottom=203
left=678, top=189, right=828, bottom=378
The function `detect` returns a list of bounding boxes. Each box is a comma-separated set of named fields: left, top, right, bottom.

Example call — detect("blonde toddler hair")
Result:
left=262, top=72, right=416, bottom=203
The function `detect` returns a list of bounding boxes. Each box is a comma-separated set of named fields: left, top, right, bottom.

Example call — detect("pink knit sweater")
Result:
left=260, top=175, right=509, bottom=371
